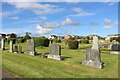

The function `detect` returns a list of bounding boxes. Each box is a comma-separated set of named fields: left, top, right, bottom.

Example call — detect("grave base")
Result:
left=82, top=60, right=103, bottom=69
left=48, top=55, right=61, bottom=60
left=110, top=51, right=120, bottom=54
left=25, top=51, right=36, bottom=56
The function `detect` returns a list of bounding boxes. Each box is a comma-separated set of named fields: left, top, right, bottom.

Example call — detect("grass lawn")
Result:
left=1, top=42, right=118, bottom=78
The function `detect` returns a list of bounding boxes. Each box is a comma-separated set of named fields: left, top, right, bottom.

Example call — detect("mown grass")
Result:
left=1, top=42, right=118, bottom=78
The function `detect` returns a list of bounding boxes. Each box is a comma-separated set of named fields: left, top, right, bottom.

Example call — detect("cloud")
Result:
left=103, top=26, right=112, bottom=29
left=40, top=16, right=47, bottom=20
left=36, top=24, right=52, bottom=35
left=7, top=2, right=64, bottom=15
left=2, top=0, right=119, bottom=2
left=107, top=2, right=116, bottom=6
left=104, top=18, right=112, bottom=25
left=11, top=17, right=19, bottom=19
left=90, top=22, right=99, bottom=26
left=69, top=8, right=95, bottom=17
left=0, top=10, right=19, bottom=17
left=60, top=18, right=80, bottom=26
left=38, top=18, right=80, bottom=28
left=39, top=22, right=60, bottom=28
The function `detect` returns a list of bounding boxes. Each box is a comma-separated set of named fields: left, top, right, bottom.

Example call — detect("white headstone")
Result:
left=92, top=36, right=99, bottom=51
left=0, top=39, right=5, bottom=50
left=9, top=41, right=13, bottom=52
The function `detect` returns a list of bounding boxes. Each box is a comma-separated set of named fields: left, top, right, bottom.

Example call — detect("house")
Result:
left=6, top=33, right=17, bottom=38
left=64, top=35, right=71, bottom=39
left=107, top=34, right=120, bottom=38
left=48, top=35, right=57, bottom=39
left=105, top=34, right=120, bottom=42
left=0, top=33, right=6, bottom=38
left=88, top=34, right=100, bottom=38
left=57, top=36, right=64, bottom=40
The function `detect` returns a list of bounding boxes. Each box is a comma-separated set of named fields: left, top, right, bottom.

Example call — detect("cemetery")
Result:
left=1, top=2, right=119, bottom=79
left=0, top=35, right=119, bottom=78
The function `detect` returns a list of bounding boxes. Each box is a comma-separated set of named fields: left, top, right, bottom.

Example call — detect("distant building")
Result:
left=107, top=34, right=120, bottom=38
left=105, top=34, right=120, bottom=42
left=88, top=34, right=100, bottom=38
left=6, top=33, right=17, bottom=38
left=79, top=36, right=86, bottom=39
left=72, top=35, right=80, bottom=39
left=64, top=35, right=71, bottom=39
left=48, top=35, right=57, bottom=39
left=57, top=36, right=64, bottom=40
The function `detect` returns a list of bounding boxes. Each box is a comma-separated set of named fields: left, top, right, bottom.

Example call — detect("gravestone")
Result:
left=110, top=44, right=120, bottom=54
left=14, top=46, right=18, bottom=53
left=0, top=38, right=5, bottom=50
left=108, top=44, right=113, bottom=49
left=25, top=39, right=36, bottom=56
left=92, top=36, right=99, bottom=51
left=99, top=44, right=104, bottom=48
left=9, top=41, right=13, bottom=52
left=82, top=36, right=103, bottom=69
left=104, top=44, right=109, bottom=48
left=18, top=46, right=22, bottom=53
left=48, top=44, right=61, bottom=60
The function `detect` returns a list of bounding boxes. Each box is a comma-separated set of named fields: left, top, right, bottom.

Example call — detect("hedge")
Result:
left=34, top=38, right=49, bottom=47
left=80, top=39, right=89, bottom=44
left=68, top=40, right=79, bottom=49
left=7, top=38, right=16, bottom=44
left=53, top=39, right=61, bottom=43
left=18, top=38, right=25, bottom=43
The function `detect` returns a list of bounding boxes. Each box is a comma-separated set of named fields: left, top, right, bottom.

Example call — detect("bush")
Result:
left=7, top=38, right=16, bottom=44
left=68, top=40, right=78, bottom=49
left=80, top=39, right=89, bottom=44
left=34, top=38, right=49, bottom=47
left=18, top=38, right=25, bottom=43
left=53, top=39, right=61, bottom=43
left=69, top=37, right=75, bottom=40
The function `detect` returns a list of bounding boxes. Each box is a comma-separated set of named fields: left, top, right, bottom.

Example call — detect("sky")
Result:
left=1, top=1, right=119, bottom=37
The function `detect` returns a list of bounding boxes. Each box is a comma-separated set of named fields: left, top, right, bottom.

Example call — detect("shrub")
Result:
left=53, top=39, right=61, bottom=43
left=34, top=38, right=49, bottom=47
left=7, top=38, right=16, bottom=44
left=80, top=39, right=89, bottom=44
left=69, top=37, right=75, bottom=40
left=68, top=40, right=78, bottom=49
left=18, top=38, right=25, bottom=43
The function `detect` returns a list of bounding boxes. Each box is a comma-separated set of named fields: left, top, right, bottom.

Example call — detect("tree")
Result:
left=86, top=36, right=90, bottom=40
left=116, top=37, right=120, bottom=43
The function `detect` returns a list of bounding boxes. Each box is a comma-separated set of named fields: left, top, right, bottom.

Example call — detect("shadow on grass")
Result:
left=61, top=56, right=72, bottom=60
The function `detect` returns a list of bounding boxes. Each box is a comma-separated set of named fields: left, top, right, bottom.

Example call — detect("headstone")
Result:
left=104, top=44, right=109, bottom=48
left=92, top=36, right=99, bottom=51
left=48, top=44, right=61, bottom=60
left=9, top=41, right=13, bottom=52
left=14, top=46, right=18, bottom=53
left=82, top=36, right=103, bottom=69
left=0, top=38, right=5, bottom=50
left=25, top=39, right=36, bottom=56
left=108, top=44, right=113, bottom=49
left=110, top=44, right=120, bottom=54
left=99, top=44, right=104, bottom=48
left=18, top=46, right=22, bottom=53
